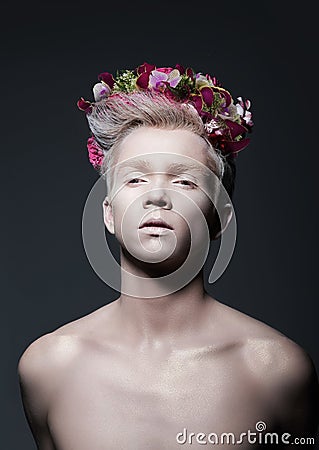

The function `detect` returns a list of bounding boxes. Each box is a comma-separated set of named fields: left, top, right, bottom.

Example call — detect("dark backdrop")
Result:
left=2, top=1, right=318, bottom=448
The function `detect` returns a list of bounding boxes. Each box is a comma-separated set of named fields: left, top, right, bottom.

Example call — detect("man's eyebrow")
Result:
left=117, top=158, right=153, bottom=173
left=166, top=162, right=209, bottom=177
left=116, top=159, right=209, bottom=177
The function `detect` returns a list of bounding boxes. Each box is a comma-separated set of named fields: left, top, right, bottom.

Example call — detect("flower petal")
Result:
left=220, top=89, right=232, bottom=107
left=93, top=82, right=111, bottom=101
left=224, top=119, right=247, bottom=139
left=200, top=86, right=214, bottom=107
left=186, top=67, right=195, bottom=81
left=190, top=94, right=203, bottom=113
left=167, top=69, right=181, bottom=88
left=136, top=72, right=150, bottom=89
left=97, top=72, right=115, bottom=89
left=137, top=62, right=156, bottom=75
left=221, top=138, right=251, bottom=155
left=157, top=67, right=173, bottom=74
left=195, top=74, right=211, bottom=88
left=149, top=70, right=168, bottom=89
left=87, top=136, right=104, bottom=169
left=175, top=64, right=185, bottom=74
left=77, top=97, right=92, bottom=113
left=151, top=70, right=168, bottom=81
left=236, top=103, right=244, bottom=116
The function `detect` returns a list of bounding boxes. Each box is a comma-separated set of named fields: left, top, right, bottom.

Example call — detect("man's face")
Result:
left=103, top=127, right=221, bottom=269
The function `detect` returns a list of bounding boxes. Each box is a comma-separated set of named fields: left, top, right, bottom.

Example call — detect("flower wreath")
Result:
left=77, top=62, right=253, bottom=170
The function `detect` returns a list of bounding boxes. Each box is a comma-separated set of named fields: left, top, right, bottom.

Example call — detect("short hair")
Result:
left=86, top=91, right=236, bottom=200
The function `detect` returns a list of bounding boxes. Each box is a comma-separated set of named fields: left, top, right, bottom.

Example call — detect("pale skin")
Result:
left=18, top=128, right=319, bottom=449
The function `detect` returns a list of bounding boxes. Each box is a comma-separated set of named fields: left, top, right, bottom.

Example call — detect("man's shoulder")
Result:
left=18, top=331, right=82, bottom=386
left=213, top=299, right=317, bottom=389
left=18, top=301, right=117, bottom=379
left=237, top=316, right=319, bottom=432
left=243, top=332, right=316, bottom=390
left=213, top=299, right=319, bottom=429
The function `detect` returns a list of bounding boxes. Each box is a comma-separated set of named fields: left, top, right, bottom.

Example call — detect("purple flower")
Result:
left=149, top=68, right=181, bottom=91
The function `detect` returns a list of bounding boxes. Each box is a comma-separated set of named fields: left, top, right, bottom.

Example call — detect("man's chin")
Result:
left=121, top=246, right=189, bottom=277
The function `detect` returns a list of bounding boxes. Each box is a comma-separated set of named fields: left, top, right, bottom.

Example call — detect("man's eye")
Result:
left=128, top=178, right=145, bottom=184
left=173, top=179, right=196, bottom=187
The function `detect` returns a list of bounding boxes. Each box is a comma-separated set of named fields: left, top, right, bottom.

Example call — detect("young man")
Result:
left=18, top=64, right=319, bottom=449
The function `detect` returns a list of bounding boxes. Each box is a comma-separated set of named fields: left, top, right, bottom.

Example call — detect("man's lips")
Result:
left=139, top=219, right=173, bottom=230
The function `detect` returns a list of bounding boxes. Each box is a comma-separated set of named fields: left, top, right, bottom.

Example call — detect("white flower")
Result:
left=93, top=83, right=111, bottom=102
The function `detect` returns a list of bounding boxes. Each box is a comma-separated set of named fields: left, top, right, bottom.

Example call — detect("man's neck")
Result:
left=114, top=254, right=216, bottom=351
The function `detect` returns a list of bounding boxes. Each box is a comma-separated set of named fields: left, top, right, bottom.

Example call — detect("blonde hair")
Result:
left=86, top=91, right=232, bottom=195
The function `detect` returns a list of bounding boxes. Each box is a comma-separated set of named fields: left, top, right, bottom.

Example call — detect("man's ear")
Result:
left=102, top=196, right=115, bottom=234
left=211, top=203, right=233, bottom=240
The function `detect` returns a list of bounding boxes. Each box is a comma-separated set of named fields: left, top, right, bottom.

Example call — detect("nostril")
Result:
left=160, top=199, right=168, bottom=207
left=145, top=199, right=167, bottom=207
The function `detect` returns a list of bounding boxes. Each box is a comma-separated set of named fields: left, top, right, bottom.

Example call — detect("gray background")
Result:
left=2, top=1, right=318, bottom=448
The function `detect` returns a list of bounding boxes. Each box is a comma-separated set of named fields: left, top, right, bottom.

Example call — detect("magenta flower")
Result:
left=156, top=67, right=173, bottom=74
left=87, top=137, right=104, bottom=169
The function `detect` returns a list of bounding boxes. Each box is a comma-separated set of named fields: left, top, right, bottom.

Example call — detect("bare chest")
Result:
left=48, top=348, right=275, bottom=449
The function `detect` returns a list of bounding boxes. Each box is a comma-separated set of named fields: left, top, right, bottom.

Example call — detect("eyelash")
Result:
left=174, top=179, right=195, bottom=186
left=127, top=178, right=196, bottom=188
left=128, top=178, right=145, bottom=184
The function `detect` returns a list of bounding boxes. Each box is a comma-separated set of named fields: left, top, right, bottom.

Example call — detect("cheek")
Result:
left=111, top=196, right=140, bottom=233
left=173, top=191, right=212, bottom=221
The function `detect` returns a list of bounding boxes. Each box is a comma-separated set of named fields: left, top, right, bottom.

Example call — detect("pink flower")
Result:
left=156, top=67, right=174, bottom=74
left=236, top=97, right=254, bottom=128
left=87, top=137, right=104, bottom=169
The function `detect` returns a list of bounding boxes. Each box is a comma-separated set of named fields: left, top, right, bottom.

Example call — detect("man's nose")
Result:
left=143, top=188, right=172, bottom=209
